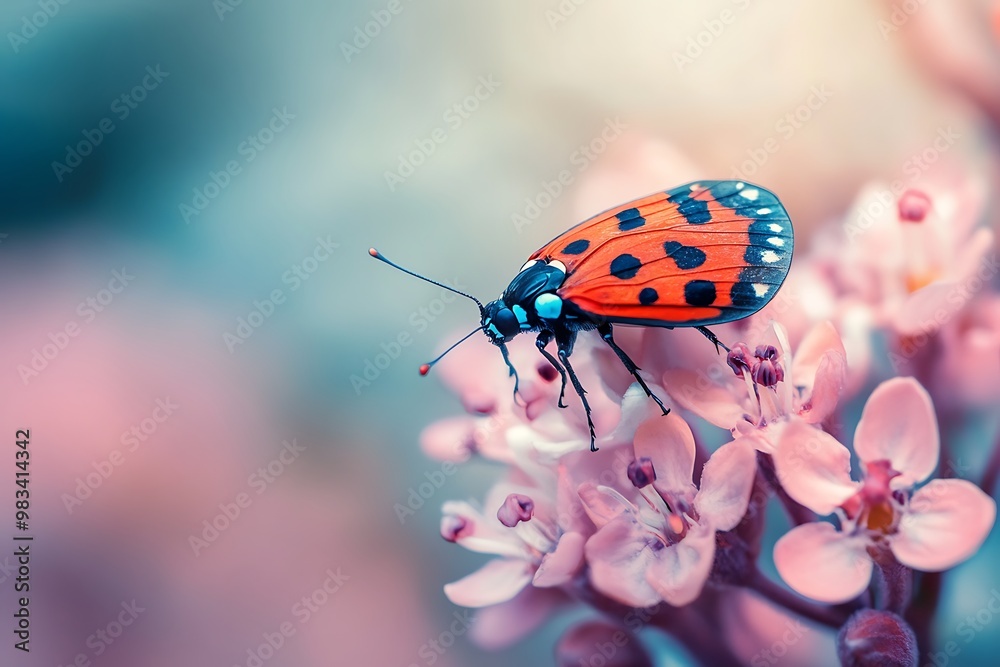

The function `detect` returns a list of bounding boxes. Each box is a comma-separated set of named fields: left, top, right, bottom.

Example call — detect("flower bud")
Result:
left=440, top=515, right=471, bottom=542
left=837, top=609, right=918, bottom=667
left=754, top=344, right=779, bottom=362
left=555, top=621, right=652, bottom=667
left=497, top=493, right=534, bottom=527
left=727, top=343, right=753, bottom=376
left=627, top=457, right=657, bottom=488
left=752, top=359, right=784, bottom=387
left=897, top=189, right=932, bottom=223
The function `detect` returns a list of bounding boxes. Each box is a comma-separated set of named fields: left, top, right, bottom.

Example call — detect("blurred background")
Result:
left=1, top=1, right=998, bottom=665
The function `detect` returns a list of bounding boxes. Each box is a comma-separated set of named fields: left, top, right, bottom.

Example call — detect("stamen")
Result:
left=627, top=457, right=657, bottom=488
left=727, top=342, right=753, bottom=377
left=497, top=493, right=535, bottom=527
left=440, top=515, right=471, bottom=542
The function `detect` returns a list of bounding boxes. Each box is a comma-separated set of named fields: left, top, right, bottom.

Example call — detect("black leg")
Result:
left=535, top=331, right=568, bottom=408
left=556, top=331, right=598, bottom=451
left=597, top=323, right=670, bottom=416
left=498, top=342, right=524, bottom=405
left=696, top=326, right=730, bottom=354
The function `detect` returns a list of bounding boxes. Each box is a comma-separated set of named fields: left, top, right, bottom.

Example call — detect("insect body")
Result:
left=371, top=180, right=793, bottom=451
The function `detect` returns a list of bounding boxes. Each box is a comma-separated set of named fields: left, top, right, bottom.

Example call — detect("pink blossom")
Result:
left=580, top=414, right=756, bottom=607
left=421, top=331, right=657, bottom=461
left=773, top=377, right=996, bottom=603
left=440, top=467, right=591, bottom=647
left=664, top=321, right=847, bottom=453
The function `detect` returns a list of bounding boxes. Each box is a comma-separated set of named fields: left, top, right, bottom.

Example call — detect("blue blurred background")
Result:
left=2, top=1, right=999, bottom=665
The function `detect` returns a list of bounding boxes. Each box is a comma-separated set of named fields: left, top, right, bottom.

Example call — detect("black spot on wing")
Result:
left=663, top=241, right=707, bottom=269
left=684, top=280, right=716, bottom=306
left=616, top=208, right=645, bottom=231
left=665, top=183, right=712, bottom=224
left=678, top=199, right=711, bottom=224
left=730, top=281, right=761, bottom=309
left=639, top=287, right=658, bottom=305
left=610, top=254, right=641, bottom=280
left=562, top=239, right=590, bottom=255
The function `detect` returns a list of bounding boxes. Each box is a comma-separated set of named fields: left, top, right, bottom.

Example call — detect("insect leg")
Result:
left=696, top=326, right=731, bottom=354
left=535, top=330, right=568, bottom=408
left=597, top=323, right=670, bottom=416
left=556, top=331, right=597, bottom=451
left=498, top=342, right=524, bottom=406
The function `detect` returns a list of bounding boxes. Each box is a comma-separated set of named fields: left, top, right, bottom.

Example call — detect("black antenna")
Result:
left=418, top=326, right=483, bottom=376
left=369, top=248, right=484, bottom=311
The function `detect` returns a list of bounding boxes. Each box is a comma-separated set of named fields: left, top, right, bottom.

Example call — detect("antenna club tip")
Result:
left=419, top=364, right=431, bottom=376
left=368, top=247, right=380, bottom=258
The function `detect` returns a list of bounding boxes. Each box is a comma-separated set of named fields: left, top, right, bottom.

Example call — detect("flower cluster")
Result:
left=419, top=175, right=998, bottom=664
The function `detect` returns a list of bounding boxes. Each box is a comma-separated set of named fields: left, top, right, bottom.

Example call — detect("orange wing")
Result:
left=529, top=180, right=793, bottom=327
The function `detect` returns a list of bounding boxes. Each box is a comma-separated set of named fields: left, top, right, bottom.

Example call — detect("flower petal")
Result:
left=663, top=369, right=747, bottom=429
left=634, top=413, right=696, bottom=494
left=792, top=321, right=846, bottom=389
left=854, top=377, right=939, bottom=486
left=645, top=521, right=716, bottom=606
left=892, top=479, right=997, bottom=571
left=444, top=558, right=534, bottom=608
left=800, top=350, right=846, bottom=424
left=773, top=419, right=860, bottom=515
left=695, top=438, right=756, bottom=531
left=585, top=517, right=663, bottom=607
left=420, top=416, right=478, bottom=462
left=534, top=531, right=586, bottom=587
left=469, top=587, right=563, bottom=650
left=774, top=522, right=873, bottom=603
left=578, top=482, right=633, bottom=528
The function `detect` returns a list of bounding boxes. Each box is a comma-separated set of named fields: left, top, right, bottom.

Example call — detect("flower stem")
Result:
left=746, top=569, right=855, bottom=628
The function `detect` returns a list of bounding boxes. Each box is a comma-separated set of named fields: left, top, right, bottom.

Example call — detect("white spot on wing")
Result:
left=761, top=250, right=780, bottom=264
left=756, top=208, right=772, bottom=215
left=768, top=223, right=783, bottom=232
left=767, top=237, right=785, bottom=247
left=739, top=188, right=759, bottom=201
left=735, top=182, right=745, bottom=190
left=753, top=284, right=769, bottom=297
